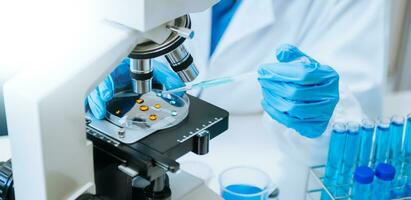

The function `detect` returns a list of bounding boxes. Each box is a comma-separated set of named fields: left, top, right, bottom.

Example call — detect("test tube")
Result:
left=372, top=163, right=396, bottom=200
left=404, top=114, right=411, bottom=195
left=351, top=166, right=374, bottom=200
left=389, top=115, right=405, bottom=198
left=371, top=117, right=391, bottom=166
left=389, top=115, right=405, bottom=164
left=321, top=123, right=347, bottom=200
left=357, top=119, right=375, bottom=166
left=337, top=122, right=361, bottom=198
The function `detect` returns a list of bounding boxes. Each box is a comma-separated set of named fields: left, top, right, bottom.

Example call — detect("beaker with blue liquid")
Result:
left=219, top=166, right=276, bottom=200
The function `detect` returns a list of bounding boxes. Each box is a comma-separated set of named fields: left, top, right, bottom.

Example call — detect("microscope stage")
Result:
left=86, top=95, right=228, bottom=177
left=86, top=90, right=191, bottom=144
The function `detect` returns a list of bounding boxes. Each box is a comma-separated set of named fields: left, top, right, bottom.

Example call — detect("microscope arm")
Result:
left=4, top=0, right=219, bottom=199
left=3, top=21, right=140, bottom=200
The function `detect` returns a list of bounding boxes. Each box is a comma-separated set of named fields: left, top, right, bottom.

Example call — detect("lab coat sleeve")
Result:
left=299, top=0, right=385, bottom=118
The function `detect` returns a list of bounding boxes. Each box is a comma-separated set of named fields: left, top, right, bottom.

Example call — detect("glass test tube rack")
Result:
left=305, top=165, right=411, bottom=200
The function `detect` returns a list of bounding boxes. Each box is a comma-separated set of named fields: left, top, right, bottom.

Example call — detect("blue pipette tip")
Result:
left=361, top=119, right=375, bottom=130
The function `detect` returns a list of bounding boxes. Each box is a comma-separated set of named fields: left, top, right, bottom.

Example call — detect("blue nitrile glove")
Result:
left=258, top=44, right=339, bottom=138
left=87, top=58, right=184, bottom=119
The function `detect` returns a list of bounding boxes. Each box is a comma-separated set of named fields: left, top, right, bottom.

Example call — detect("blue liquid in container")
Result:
left=357, top=119, right=375, bottom=166
left=372, top=163, right=396, bottom=200
left=389, top=116, right=404, bottom=164
left=351, top=166, right=374, bottom=200
left=405, top=115, right=411, bottom=195
left=389, top=116, right=405, bottom=198
left=222, top=184, right=265, bottom=200
left=372, top=118, right=391, bottom=166
left=337, top=122, right=361, bottom=199
left=321, top=123, right=347, bottom=200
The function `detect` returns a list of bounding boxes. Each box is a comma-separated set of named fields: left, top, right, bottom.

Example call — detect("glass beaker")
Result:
left=219, top=166, right=276, bottom=200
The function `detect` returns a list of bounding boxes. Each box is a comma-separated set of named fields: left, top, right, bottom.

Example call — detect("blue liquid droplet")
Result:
left=171, top=110, right=178, bottom=116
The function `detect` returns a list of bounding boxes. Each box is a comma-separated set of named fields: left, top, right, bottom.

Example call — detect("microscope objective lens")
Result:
left=136, top=99, right=144, bottom=104
left=139, top=105, right=149, bottom=111
left=149, top=114, right=158, bottom=121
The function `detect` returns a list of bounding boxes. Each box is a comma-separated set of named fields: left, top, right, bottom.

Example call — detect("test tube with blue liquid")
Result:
left=372, top=163, right=396, bottom=200
left=337, top=122, right=361, bottom=198
left=389, top=115, right=405, bottom=198
left=372, top=117, right=391, bottom=166
left=404, top=114, right=411, bottom=195
left=357, top=119, right=375, bottom=167
left=351, top=166, right=374, bottom=200
left=321, top=123, right=347, bottom=200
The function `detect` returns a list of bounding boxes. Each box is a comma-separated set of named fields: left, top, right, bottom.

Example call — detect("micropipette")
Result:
left=162, top=71, right=257, bottom=94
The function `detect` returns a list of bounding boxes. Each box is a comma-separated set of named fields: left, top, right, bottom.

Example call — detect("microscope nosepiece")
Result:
left=130, top=59, right=153, bottom=94
left=165, top=45, right=199, bottom=82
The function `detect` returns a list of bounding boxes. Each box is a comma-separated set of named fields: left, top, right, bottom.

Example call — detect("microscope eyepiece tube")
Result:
left=130, top=59, right=153, bottom=94
left=165, top=45, right=199, bottom=82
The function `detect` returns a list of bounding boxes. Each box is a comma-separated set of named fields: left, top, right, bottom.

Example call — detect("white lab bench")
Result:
left=0, top=90, right=409, bottom=198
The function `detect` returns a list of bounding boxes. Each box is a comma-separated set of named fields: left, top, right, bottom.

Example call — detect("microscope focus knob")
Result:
left=0, top=160, right=14, bottom=200
left=193, top=130, right=210, bottom=155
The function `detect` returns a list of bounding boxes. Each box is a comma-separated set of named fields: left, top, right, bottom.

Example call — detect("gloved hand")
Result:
left=258, top=44, right=339, bottom=138
left=87, top=59, right=184, bottom=119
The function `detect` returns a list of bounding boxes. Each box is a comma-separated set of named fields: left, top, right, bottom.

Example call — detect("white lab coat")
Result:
left=179, top=0, right=385, bottom=199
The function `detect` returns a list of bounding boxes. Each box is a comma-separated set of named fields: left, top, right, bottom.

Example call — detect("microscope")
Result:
left=1, top=0, right=229, bottom=199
